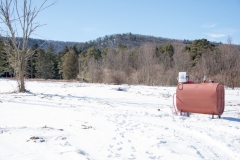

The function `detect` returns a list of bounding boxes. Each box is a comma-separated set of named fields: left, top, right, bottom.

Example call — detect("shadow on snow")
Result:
left=222, top=117, right=240, bottom=122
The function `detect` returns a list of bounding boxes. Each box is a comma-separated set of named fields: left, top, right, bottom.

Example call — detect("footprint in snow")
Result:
left=117, top=147, right=122, bottom=151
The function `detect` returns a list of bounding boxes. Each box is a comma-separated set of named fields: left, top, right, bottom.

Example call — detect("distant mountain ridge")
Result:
left=77, top=33, right=189, bottom=51
left=28, top=33, right=214, bottom=53
left=27, top=33, right=189, bottom=53
left=26, top=38, right=80, bottom=53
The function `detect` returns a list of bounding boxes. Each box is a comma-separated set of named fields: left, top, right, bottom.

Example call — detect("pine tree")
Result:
left=47, top=44, right=59, bottom=79
left=0, top=41, right=12, bottom=77
left=185, top=39, right=216, bottom=66
left=58, top=46, right=69, bottom=79
left=155, top=43, right=174, bottom=69
left=25, top=44, right=39, bottom=78
left=0, top=41, right=7, bottom=75
left=35, top=48, right=54, bottom=79
left=62, top=50, right=78, bottom=80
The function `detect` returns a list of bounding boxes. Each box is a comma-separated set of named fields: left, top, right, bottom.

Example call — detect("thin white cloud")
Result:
left=205, top=33, right=226, bottom=38
left=201, top=23, right=217, bottom=28
left=216, top=28, right=237, bottom=35
left=84, top=27, right=95, bottom=33
left=204, top=28, right=238, bottom=42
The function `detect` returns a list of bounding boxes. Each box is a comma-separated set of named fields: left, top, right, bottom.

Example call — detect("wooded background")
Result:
left=1, top=33, right=239, bottom=88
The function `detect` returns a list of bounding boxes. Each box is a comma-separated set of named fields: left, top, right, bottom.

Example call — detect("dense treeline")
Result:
left=0, top=38, right=239, bottom=88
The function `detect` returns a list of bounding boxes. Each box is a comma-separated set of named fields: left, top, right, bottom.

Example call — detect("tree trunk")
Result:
left=18, top=60, right=26, bottom=92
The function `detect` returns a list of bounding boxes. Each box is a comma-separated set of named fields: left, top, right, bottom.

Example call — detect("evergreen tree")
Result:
left=155, top=43, right=174, bottom=69
left=61, top=46, right=69, bottom=55
left=52, top=53, right=60, bottom=79
left=56, top=54, right=63, bottom=79
left=47, top=44, right=60, bottom=79
left=0, top=41, right=7, bottom=75
left=85, top=47, right=102, bottom=61
left=62, top=50, right=78, bottom=80
left=101, top=47, right=109, bottom=56
left=58, top=46, right=69, bottom=79
left=0, top=41, right=12, bottom=77
left=26, top=44, right=39, bottom=78
left=117, top=44, right=127, bottom=52
left=71, top=45, right=79, bottom=55
left=47, top=43, right=55, bottom=53
left=35, top=48, right=54, bottom=79
left=0, top=52, right=8, bottom=76
left=185, top=39, right=216, bottom=66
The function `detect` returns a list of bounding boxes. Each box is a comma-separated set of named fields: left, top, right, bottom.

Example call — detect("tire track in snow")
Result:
left=0, top=94, right=84, bottom=109
left=103, top=108, right=239, bottom=159
left=159, top=118, right=239, bottom=160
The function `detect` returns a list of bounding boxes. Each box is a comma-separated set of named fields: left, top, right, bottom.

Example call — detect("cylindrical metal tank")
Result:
left=176, top=83, right=225, bottom=117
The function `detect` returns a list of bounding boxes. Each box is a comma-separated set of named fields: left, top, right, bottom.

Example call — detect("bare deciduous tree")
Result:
left=136, top=43, right=157, bottom=85
left=220, top=37, right=240, bottom=89
left=172, top=42, right=192, bottom=83
left=87, top=57, right=102, bottom=83
left=0, top=0, right=56, bottom=92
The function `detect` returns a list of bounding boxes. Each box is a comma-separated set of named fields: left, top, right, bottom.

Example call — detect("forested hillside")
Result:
left=26, top=33, right=191, bottom=52
left=1, top=34, right=239, bottom=88
left=76, top=33, right=185, bottom=51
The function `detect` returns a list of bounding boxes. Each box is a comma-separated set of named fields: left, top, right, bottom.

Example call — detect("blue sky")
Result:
left=32, top=0, right=240, bottom=44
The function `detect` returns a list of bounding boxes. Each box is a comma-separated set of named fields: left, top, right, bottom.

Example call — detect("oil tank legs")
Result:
left=179, top=111, right=190, bottom=117
left=212, top=114, right=221, bottom=119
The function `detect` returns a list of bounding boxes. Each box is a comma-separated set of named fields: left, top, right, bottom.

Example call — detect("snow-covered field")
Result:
left=0, top=79, right=240, bottom=160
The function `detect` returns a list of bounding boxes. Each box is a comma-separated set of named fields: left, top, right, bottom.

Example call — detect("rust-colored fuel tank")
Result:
left=176, top=83, right=225, bottom=116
